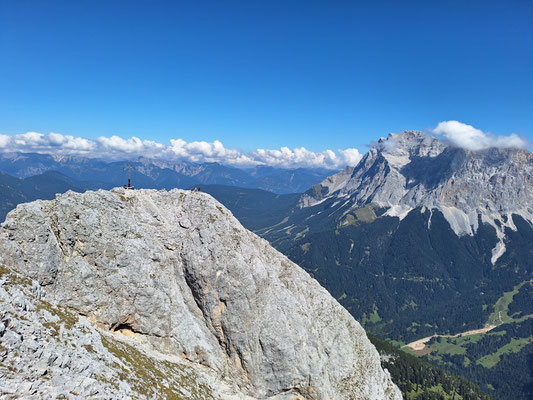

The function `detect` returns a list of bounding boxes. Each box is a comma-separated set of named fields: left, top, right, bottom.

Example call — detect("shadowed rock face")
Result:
left=0, top=188, right=401, bottom=400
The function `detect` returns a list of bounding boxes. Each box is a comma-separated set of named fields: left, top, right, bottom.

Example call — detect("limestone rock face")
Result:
left=298, top=131, right=533, bottom=263
left=0, top=188, right=401, bottom=399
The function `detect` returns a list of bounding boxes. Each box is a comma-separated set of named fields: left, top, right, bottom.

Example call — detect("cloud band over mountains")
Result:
left=0, top=122, right=527, bottom=170
left=432, top=121, right=528, bottom=151
left=0, top=131, right=363, bottom=170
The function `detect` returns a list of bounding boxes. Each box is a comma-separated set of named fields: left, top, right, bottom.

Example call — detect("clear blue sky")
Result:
left=0, top=0, right=531, bottom=152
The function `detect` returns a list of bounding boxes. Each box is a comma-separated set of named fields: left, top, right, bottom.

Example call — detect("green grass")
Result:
left=429, top=337, right=467, bottom=356
left=425, top=330, right=509, bottom=365
left=401, top=347, right=417, bottom=356
left=388, top=339, right=407, bottom=348
left=0, top=264, right=32, bottom=287
left=453, top=333, right=485, bottom=345
left=406, top=383, right=465, bottom=400
left=476, top=337, right=533, bottom=368
left=340, top=205, right=378, bottom=226
left=99, top=334, right=214, bottom=400
left=36, top=299, right=79, bottom=330
left=408, top=280, right=533, bottom=372
left=0, top=264, right=10, bottom=277
left=488, top=280, right=533, bottom=325
left=362, top=304, right=382, bottom=325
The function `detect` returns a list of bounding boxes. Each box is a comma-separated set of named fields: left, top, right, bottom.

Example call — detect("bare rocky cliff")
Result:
left=0, top=188, right=401, bottom=399
left=299, top=131, right=533, bottom=263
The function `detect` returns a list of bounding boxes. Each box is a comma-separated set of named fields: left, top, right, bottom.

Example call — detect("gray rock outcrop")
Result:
left=0, top=188, right=401, bottom=399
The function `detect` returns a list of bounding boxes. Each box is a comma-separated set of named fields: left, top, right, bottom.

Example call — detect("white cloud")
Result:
left=0, top=134, right=11, bottom=148
left=168, top=139, right=243, bottom=163
left=0, top=131, right=96, bottom=153
left=0, top=131, right=363, bottom=170
left=96, top=136, right=164, bottom=155
left=432, top=121, right=528, bottom=151
left=251, top=146, right=361, bottom=169
left=338, top=148, right=363, bottom=165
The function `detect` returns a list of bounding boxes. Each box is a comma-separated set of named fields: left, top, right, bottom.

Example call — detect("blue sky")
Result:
left=0, top=0, right=531, bottom=161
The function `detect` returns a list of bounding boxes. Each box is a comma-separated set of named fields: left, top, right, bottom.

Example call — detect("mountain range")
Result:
left=0, top=152, right=332, bottom=194
left=1, top=130, right=531, bottom=399
left=200, top=131, right=533, bottom=400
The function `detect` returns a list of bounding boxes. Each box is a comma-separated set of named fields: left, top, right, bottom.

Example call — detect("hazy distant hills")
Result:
left=197, top=185, right=300, bottom=231
left=0, top=152, right=331, bottom=222
left=0, top=171, right=98, bottom=221
left=0, top=152, right=332, bottom=194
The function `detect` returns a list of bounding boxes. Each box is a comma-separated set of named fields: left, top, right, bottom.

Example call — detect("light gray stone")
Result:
left=0, top=188, right=401, bottom=399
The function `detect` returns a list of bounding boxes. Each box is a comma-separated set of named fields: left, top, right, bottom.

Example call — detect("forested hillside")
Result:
left=0, top=170, right=113, bottom=221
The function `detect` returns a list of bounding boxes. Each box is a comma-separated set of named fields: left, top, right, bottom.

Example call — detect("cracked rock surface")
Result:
left=0, top=188, right=401, bottom=399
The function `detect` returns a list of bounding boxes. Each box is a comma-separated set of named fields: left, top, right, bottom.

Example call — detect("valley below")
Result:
left=405, top=279, right=533, bottom=355
left=404, top=325, right=498, bottom=354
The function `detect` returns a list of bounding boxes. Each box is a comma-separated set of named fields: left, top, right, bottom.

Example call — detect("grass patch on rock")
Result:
left=99, top=334, right=214, bottom=400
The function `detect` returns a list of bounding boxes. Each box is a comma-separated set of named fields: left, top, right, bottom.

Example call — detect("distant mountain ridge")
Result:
left=0, top=152, right=332, bottom=194
left=297, top=131, right=533, bottom=263
left=0, top=170, right=101, bottom=221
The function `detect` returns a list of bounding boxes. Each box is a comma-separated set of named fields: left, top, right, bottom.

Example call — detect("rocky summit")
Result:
left=0, top=188, right=400, bottom=399
left=299, top=130, right=533, bottom=263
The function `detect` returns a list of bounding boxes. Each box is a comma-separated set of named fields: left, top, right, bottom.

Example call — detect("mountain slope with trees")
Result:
left=204, top=131, right=533, bottom=400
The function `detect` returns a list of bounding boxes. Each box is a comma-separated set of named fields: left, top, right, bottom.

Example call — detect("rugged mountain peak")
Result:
left=359, top=131, right=448, bottom=173
left=377, top=130, right=446, bottom=161
left=0, top=188, right=400, bottom=399
left=299, top=131, right=533, bottom=263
